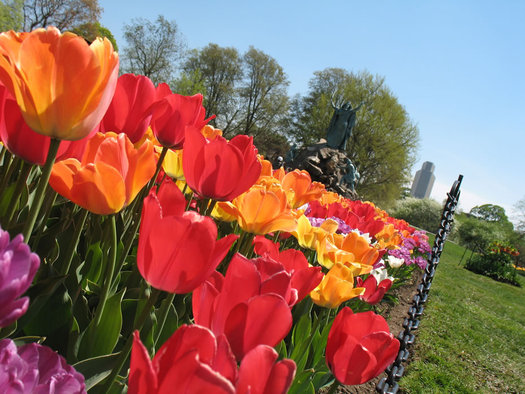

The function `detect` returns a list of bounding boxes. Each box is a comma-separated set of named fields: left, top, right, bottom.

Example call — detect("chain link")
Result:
left=376, top=175, right=463, bottom=394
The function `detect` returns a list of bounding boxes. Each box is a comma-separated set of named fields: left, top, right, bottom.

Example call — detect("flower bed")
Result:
left=0, top=27, right=430, bottom=393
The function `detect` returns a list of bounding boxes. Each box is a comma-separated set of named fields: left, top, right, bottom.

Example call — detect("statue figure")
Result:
left=285, top=143, right=297, bottom=163
left=340, top=158, right=360, bottom=192
left=326, top=97, right=363, bottom=151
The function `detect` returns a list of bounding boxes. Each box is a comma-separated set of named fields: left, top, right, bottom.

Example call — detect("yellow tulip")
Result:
left=310, top=263, right=365, bottom=308
left=292, top=214, right=336, bottom=250
left=161, top=148, right=184, bottom=180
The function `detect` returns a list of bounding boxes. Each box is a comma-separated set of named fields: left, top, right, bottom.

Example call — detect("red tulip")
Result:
left=355, top=269, right=393, bottom=305
left=326, top=308, right=399, bottom=385
left=150, top=87, right=213, bottom=149
left=129, top=326, right=296, bottom=394
left=253, top=236, right=323, bottom=303
left=192, top=254, right=292, bottom=360
left=129, top=326, right=237, bottom=394
left=137, top=178, right=238, bottom=293
left=236, top=345, right=296, bottom=394
left=98, top=73, right=157, bottom=143
left=182, top=128, right=262, bottom=201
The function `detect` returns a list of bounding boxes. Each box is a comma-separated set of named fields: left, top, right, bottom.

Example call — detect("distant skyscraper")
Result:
left=411, top=161, right=435, bottom=199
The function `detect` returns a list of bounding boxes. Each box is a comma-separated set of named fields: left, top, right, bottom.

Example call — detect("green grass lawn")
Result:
left=399, top=240, right=525, bottom=393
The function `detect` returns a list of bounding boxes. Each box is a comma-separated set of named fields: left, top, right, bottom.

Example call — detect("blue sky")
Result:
left=99, top=0, right=525, bottom=219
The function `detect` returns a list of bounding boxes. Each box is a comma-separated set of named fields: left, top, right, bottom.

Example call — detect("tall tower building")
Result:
left=411, top=161, right=435, bottom=199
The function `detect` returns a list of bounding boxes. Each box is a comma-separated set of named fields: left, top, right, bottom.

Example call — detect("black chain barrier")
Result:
left=376, top=174, right=463, bottom=394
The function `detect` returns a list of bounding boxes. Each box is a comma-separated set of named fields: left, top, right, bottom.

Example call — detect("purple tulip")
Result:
left=0, top=339, right=86, bottom=393
left=0, top=228, right=40, bottom=327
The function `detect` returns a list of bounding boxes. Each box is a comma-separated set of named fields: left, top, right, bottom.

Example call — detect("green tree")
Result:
left=122, top=15, right=184, bottom=85
left=235, top=47, right=290, bottom=138
left=288, top=68, right=419, bottom=206
left=0, top=0, right=23, bottom=31
left=22, top=0, right=101, bottom=31
left=70, top=21, right=118, bottom=50
left=177, top=43, right=243, bottom=130
left=469, top=204, right=514, bottom=234
left=457, top=217, right=503, bottom=254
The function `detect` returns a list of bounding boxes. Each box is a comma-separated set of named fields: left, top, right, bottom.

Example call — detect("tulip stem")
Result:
left=93, top=214, right=117, bottom=327
left=146, top=146, right=169, bottom=192
left=22, top=138, right=61, bottom=241
left=185, top=190, right=194, bottom=211
left=5, top=160, right=33, bottom=227
left=0, top=150, right=15, bottom=194
left=59, top=208, right=89, bottom=275
left=112, top=214, right=141, bottom=289
left=101, top=287, right=160, bottom=392
left=29, top=189, right=57, bottom=250
left=237, top=231, right=255, bottom=257
left=203, top=199, right=217, bottom=217
left=153, top=292, right=176, bottom=348
left=326, top=378, right=340, bottom=394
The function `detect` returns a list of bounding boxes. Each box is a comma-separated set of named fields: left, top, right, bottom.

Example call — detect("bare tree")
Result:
left=23, top=0, right=101, bottom=31
left=122, top=15, right=184, bottom=85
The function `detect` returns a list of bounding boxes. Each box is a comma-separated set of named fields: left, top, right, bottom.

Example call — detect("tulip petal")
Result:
left=70, top=162, right=126, bottom=215
left=236, top=345, right=277, bottom=393
left=360, top=332, right=400, bottom=378
left=129, top=331, right=158, bottom=394
left=192, top=274, right=223, bottom=328
left=225, top=294, right=292, bottom=360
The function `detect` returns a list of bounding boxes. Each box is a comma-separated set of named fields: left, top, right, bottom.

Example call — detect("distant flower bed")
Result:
left=0, top=26, right=430, bottom=393
left=466, top=241, right=521, bottom=286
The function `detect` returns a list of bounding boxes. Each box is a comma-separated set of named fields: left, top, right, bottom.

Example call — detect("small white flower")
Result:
left=387, top=255, right=404, bottom=269
left=370, top=267, right=394, bottom=282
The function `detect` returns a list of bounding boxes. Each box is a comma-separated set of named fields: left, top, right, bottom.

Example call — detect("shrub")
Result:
left=389, top=198, right=442, bottom=233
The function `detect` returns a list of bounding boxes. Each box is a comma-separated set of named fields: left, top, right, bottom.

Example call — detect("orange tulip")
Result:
left=375, top=223, right=403, bottom=249
left=335, top=232, right=380, bottom=267
left=310, top=263, right=365, bottom=308
left=281, top=170, right=325, bottom=209
left=218, top=184, right=297, bottom=235
left=0, top=27, right=119, bottom=140
left=49, top=132, right=156, bottom=215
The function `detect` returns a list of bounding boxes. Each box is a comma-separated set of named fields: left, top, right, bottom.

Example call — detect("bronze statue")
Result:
left=340, top=158, right=360, bottom=192
left=326, top=96, right=363, bottom=151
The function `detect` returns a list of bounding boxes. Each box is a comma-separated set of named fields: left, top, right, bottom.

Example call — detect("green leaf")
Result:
left=288, top=369, right=316, bottom=394
left=291, top=312, right=311, bottom=350
left=80, top=242, right=104, bottom=291
left=21, top=286, right=73, bottom=355
left=0, top=182, right=15, bottom=217
left=274, top=340, right=287, bottom=359
left=290, top=313, right=313, bottom=368
left=312, top=320, right=331, bottom=368
left=311, top=371, right=332, bottom=391
left=154, top=302, right=178, bottom=350
left=77, top=289, right=125, bottom=360
left=73, top=352, right=120, bottom=391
